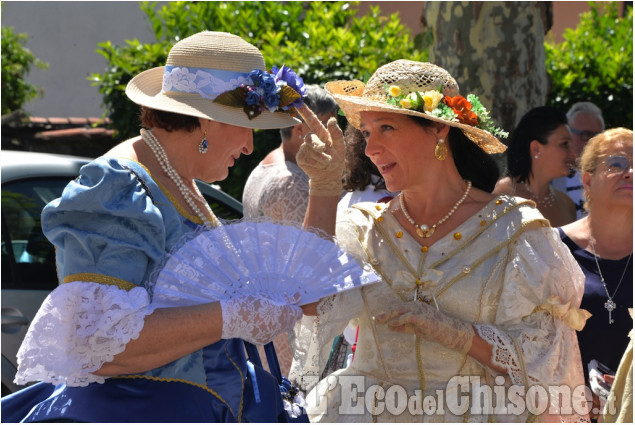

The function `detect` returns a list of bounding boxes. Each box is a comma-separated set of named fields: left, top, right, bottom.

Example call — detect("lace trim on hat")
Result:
left=162, top=65, right=252, bottom=99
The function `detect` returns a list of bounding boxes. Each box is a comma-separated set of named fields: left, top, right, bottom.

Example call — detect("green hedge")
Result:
left=89, top=1, right=424, bottom=199
left=545, top=2, right=632, bottom=129
left=1, top=25, right=48, bottom=115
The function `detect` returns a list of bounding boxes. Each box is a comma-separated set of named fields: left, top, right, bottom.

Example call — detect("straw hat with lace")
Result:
left=126, top=31, right=300, bottom=130
left=325, top=60, right=507, bottom=154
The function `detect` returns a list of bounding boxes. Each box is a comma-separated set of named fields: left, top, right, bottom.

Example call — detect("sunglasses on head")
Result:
left=570, top=128, right=600, bottom=141
left=601, top=155, right=632, bottom=175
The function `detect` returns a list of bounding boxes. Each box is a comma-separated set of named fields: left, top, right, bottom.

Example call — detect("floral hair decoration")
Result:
left=386, top=85, right=509, bottom=139
left=213, top=65, right=306, bottom=120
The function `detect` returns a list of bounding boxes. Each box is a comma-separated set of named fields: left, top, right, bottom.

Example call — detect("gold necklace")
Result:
left=589, top=237, right=632, bottom=324
left=399, top=180, right=472, bottom=238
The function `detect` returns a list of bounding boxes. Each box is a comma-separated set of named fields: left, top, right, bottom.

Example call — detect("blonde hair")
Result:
left=579, top=127, right=633, bottom=210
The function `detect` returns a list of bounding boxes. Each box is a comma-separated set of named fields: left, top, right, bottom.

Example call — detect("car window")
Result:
left=205, top=198, right=242, bottom=221
left=1, top=177, right=243, bottom=290
left=1, top=177, right=72, bottom=290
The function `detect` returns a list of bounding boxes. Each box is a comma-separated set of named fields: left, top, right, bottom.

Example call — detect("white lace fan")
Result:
left=150, top=220, right=380, bottom=307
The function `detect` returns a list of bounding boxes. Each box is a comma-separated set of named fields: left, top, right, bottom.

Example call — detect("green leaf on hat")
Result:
left=278, top=85, right=301, bottom=108
left=213, top=87, right=247, bottom=108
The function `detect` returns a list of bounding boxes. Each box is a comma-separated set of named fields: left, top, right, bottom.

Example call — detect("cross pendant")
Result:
left=605, top=299, right=616, bottom=324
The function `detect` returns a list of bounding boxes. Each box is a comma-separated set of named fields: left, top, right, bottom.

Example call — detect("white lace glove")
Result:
left=375, top=301, right=475, bottom=355
left=296, top=104, right=345, bottom=196
left=220, top=293, right=302, bottom=345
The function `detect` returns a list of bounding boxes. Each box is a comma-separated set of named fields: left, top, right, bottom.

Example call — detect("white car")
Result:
left=1, top=150, right=243, bottom=395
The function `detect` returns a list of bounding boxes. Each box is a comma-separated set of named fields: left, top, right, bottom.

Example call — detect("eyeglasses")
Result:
left=570, top=128, right=600, bottom=141
left=601, top=155, right=633, bottom=175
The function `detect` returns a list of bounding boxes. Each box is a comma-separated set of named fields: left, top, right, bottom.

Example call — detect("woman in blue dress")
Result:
left=1, top=31, right=305, bottom=422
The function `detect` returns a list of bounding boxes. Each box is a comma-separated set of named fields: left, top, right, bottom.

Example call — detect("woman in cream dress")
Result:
left=292, top=60, right=590, bottom=422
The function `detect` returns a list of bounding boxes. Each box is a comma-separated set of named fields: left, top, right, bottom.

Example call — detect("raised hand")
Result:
left=295, top=104, right=346, bottom=196
left=376, top=301, right=475, bottom=354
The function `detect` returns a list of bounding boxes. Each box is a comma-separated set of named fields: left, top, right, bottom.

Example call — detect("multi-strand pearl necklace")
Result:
left=589, top=236, right=632, bottom=324
left=523, top=182, right=556, bottom=208
left=399, top=180, right=472, bottom=238
left=140, top=128, right=218, bottom=229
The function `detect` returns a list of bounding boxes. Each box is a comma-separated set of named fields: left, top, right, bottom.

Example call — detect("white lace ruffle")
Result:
left=474, top=324, right=528, bottom=386
left=15, top=281, right=155, bottom=387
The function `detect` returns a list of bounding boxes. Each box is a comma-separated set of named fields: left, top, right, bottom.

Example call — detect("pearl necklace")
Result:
left=140, top=129, right=218, bottom=229
left=589, top=237, right=632, bottom=324
left=399, top=180, right=472, bottom=238
left=523, top=182, right=556, bottom=208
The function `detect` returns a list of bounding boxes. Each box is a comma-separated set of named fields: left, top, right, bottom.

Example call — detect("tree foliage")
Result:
left=89, top=1, right=424, bottom=198
left=545, top=2, right=632, bottom=129
left=1, top=25, right=48, bottom=115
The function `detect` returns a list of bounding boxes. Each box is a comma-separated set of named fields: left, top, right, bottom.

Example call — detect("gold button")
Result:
left=421, top=246, right=428, bottom=252
left=415, top=279, right=422, bottom=286
left=495, top=199, right=503, bottom=205
left=396, top=231, right=403, bottom=238
left=454, top=232, right=462, bottom=240
left=375, top=204, right=382, bottom=210
left=480, top=220, right=486, bottom=226
left=377, top=216, right=384, bottom=222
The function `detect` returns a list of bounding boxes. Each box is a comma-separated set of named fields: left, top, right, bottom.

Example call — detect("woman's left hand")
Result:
left=295, top=104, right=345, bottom=197
left=376, top=301, right=475, bottom=354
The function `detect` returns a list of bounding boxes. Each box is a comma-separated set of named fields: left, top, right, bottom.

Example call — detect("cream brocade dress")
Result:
left=292, top=196, right=589, bottom=422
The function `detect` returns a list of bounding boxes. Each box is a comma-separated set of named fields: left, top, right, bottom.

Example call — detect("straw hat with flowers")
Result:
left=126, top=31, right=304, bottom=130
left=325, top=60, right=508, bottom=154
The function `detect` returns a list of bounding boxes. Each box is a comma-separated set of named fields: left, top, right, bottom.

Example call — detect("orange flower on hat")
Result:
left=443, top=95, right=479, bottom=127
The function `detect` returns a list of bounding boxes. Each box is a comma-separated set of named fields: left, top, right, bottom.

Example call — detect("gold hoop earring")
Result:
left=435, top=138, right=448, bottom=161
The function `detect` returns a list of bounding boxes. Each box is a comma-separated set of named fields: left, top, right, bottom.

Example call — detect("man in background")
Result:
left=553, top=101, right=605, bottom=218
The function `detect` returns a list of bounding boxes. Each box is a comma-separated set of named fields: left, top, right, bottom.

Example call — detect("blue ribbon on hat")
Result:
left=161, top=65, right=253, bottom=100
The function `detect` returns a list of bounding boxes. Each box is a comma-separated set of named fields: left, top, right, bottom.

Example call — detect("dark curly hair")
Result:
left=141, top=106, right=201, bottom=132
left=343, top=125, right=387, bottom=192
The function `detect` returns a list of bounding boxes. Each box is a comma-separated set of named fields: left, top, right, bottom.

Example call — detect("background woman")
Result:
left=558, top=128, right=633, bottom=419
left=1, top=31, right=303, bottom=422
left=494, top=106, right=577, bottom=227
left=294, top=60, right=589, bottom=422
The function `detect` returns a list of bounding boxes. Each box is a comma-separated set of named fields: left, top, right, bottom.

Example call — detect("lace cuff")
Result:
left=474, top=323, right=529, bottom=386
left=15, top=281, right=155, bottom=387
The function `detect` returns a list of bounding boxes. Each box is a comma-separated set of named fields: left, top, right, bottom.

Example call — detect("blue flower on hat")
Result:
left=263, top=92, right=280, bottom=112
left=214, top=66, right=305, bottom=120
left=260, top=73, right=278, bottom=95
left=248, top=69, right=264, bottom=85
left=245, top=89, right=261, bottom=107
left=272, top=65, right=306, bottom=109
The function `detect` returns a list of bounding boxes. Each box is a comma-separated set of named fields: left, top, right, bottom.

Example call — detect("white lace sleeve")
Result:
left=15, top=281, right=155, bottom=387
left=474, top=227, right=589, bottom=421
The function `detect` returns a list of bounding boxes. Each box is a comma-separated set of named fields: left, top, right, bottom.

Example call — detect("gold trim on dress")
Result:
left=224, top=344, right=245, bottom=422
left=62, top=273, right=137, bottom=291
left=113, top=374, right=236, bottom=418
left=351, top=196, right=549, bottom=414
left=125, top=159, right=215, bottom=227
